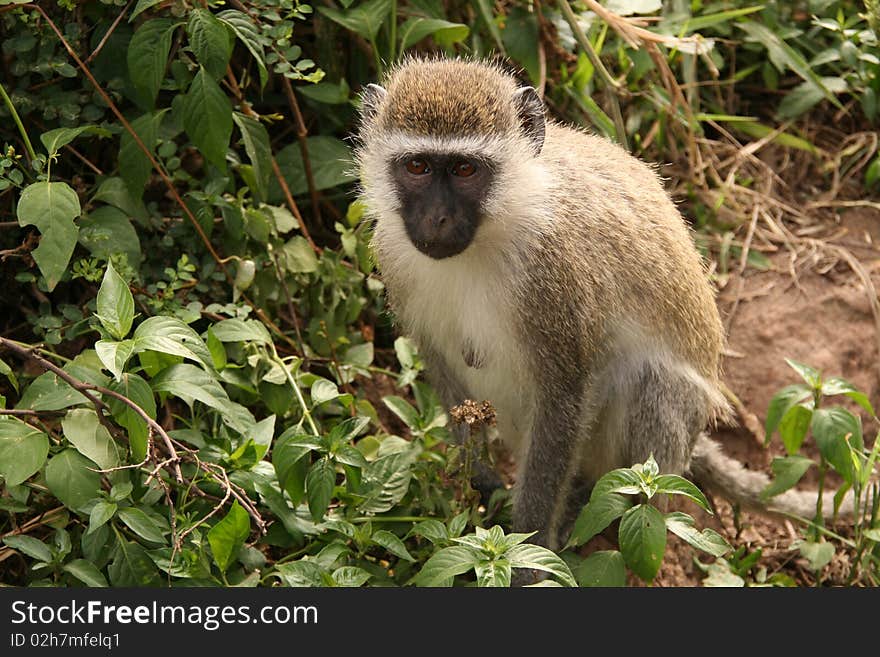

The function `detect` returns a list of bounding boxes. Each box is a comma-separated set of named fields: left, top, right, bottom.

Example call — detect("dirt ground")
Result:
left=647, top=206, right=880, bottom=586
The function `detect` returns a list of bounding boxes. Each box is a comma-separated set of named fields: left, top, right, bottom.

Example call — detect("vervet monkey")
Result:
left=355, top=58, right=843, bottom=551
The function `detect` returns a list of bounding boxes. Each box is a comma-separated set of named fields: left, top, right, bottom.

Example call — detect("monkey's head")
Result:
left=355, top=58, right=546, bottom=261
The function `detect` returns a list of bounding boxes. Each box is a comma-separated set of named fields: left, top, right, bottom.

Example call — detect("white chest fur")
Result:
left=390, top=246, right=534, bottom=456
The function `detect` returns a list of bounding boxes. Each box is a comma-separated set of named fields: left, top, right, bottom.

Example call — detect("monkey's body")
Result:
left=357, top=58, right=839, bottom=551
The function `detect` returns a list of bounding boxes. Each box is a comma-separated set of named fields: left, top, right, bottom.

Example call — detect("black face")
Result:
left=390, top=153, right=494, bottom=259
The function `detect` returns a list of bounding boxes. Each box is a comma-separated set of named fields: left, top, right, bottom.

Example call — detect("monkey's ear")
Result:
left=513, top=86, right=545, bottom=155
left=360, top=83, right=387, bottom=125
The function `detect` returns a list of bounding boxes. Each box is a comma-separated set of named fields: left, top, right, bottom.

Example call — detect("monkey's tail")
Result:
left=689, top=434, right=854, bottom=520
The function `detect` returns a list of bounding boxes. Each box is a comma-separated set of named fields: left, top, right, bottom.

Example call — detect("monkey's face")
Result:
left=389, top=153, right=494, bottom=259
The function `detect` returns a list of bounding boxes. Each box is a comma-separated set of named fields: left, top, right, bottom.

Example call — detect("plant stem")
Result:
left=0, top=79, right=36, bottom=163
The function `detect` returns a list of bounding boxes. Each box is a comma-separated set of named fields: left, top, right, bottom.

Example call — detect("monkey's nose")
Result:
left=432, top=215, right=448, bottom=228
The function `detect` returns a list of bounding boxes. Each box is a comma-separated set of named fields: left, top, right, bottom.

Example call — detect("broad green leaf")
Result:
left=505, top=544, right=577, bottom=587
left=269, top=137, right=356, bottom=202
left=297, top=80, right=350, bottom=105
left=16, top=181, right=81, bottom=291
left=45, top=449, right=102, bottom=512
left=187, top=9, right=232, bottom=79
left=275, top=560, right=324, bottom=587
left=78, top=206, right=142, bottom=267
left=344, top=343, right=373, bottom=368
left=678, top=6, right=765, bottom=32
left=3, top=535, right=53, bottom=563
left=88, top=501, right=117, bottom=535
left=701, top=561, right=746, bottom=587
left=327, top=415, right=370, bottom=447
left=40, top=125, right=110, bottom=158
left=106, top=373, right=155, bottom=462
left=665, top=512, right=731, bottom=557
left=332, top=566, right=371, bottom=587
left=618, top=504, right=666, bottom=582
left=208, top=501, right=250, bottom=573
left=132, top=316, right=214, bottom=371
left=248, top=414, right=275, bottom=462
left=118, top=111, right=165, bottom=196
left=180, top=67, right=233, bottom=169
left=232, top=113, right=271, bottom=202
left=590, top=468, right=643, bottom=499
left=812, top=407, right=863, bottom=481
left=474, top=559, right=512, bottom=587
left=206, top=328, right=227, bottom=371
left=372, top=530, right=416, bottom=562
left=16, top=351, right=108, bottom=411
left=117, top=507, right=165, bottom=544
left=567, top=493, right=632, bottom=547
left=61, top=408, right=120, bottom=470
left=306, top=458, right=335, bottom=522
left=653, top=475, right=712, bottom=513
left=797, top=540, right=834, bottom=571
left=95, top=339, right=136, bottom=382
left=108, top=539, right=161, bottom=586
left=415, top=545, right=481, bottom=586
left=778, top=77, right=848, bottom=119
left=281, top=236, right=318, bottom=273
left=217, top=9, right=268, bottom=89
left=383, top=396, right=420, bottom=429
left=398, top=18, right=469, bottom=50
left=575, top=550, right=626, bottom=587
left=318, top=0, right=392, bottom=40
left=63, top=559, right=108, bottom=587
left=738, top=21, right=842, bottom=109
left=311, top=378, right=339, bottom=406
left=784, top=358, right=821, bottom=388
left=0, top=417, right=49, bottom=486
left=128, top=18, right=178, bottom=108
left=501, top=6, right=540, bottom=85
left=91, top=177, right=149, bottom=225
left=210, top=318, right=272, bottom=345
left=96, top=262, right=135, bottom=340
left=0, top=358, right=18, bottom=393
left=761, top=455, right=814, bottom=500
left=357, top=448, right=418, bottom=514
left=150, top=364, right=255, bottom=435
left=820, top=377, right=874, bottom=415
left=733, top=121, right=819, bottom=154
left=273, top=430, right=312, bottom=505
left=764, top=383, right=812, bottom=439
left=778, top=404, right=813, bottom=455
left=409, top=519, right=449, bottom=545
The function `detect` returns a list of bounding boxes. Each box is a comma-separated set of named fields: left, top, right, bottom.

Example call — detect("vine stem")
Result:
left=0, top=78, right=37, bottom=163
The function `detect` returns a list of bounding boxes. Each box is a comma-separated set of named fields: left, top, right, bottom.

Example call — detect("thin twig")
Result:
left=84, top=0, right=132, bottom=64
left=281, top=76, right=323, bottom=228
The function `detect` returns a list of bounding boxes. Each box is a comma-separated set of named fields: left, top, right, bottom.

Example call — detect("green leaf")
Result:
left=0, top=358, right=18, bottom=393
left=40, top=125, right=110, bottom=158
left=409, top=520, right=449, bottom=545
left=761, top=455, right=814, bottom=500
left=16, top=181, right=81, bottom=291
left=106, top=373, right=155, bottom=462
left=820, top=377, right=874, bottom=415
left=273, top=430, right=312, bottom=505
left=575, top=551, right=626, bottom=587
left=318, top=0, right=392, bottom=40
left=797, top=540, right=834, bottom=571
left=216, top=10, right=268, bottom=89
left=332, top=566, right=371, bottom=587
left=567, top=493, right=632, bottom=547
left=61, top=408, right=120, bottom=470
left=398, top=18, right=469, bottom=50
left=357, top=448, right=418, bottom=514
left=118, top=111, right=165, bottom=196
left=128, top=18, right=178, bottom=108
left=208, top=501, right=250, bottom=573
left=665, top=512, right=731, bottom=557
left=187, top=9, right=232, bottom=79
left=474, top=558, right=512, bottom=587
left=764, top=383, right=812, bottom=439
left=232, top=113, right=271, bottom=203
left=45, top=449, right=102, bottom=512
left=16, top=351, right=108, bottom=412
left=306, top=458, right=335, bottom=522
left=130, top=0, right=165, bottom=21
left=88, top=501, right=117, bottom=535
left=210, top=318, right=272, bottom=345
left=778, top=77, right=848, bottom=120
left=812, top=407, right=863, bottom=481
left=3, top=535, right=53, bottom=563
left=117, top=507, right=165, bottom=544
left=501, top=6, right=540, bottom=85
left=0, top=417, right=49, bottom=486
left=653, top=475, right=713, bottom=513
left=78, top=206, right=142, bottom=267
left=784, top=358, right=821, bottom=388
left=372, top=530, right=415, bottom=562
left=269, top=137, right=355, bottom=202
left=505, top=544, right=577, bottom=586
left=96, top=339, right=136, bottom=381
left=415, top=545, right=481, bottom=586
left=591, top=468, right=644, bottom=499
left=275, top=560, right=324, bottom=587
left=96, top=262, right=135, bottom=340
left=297, top=80, right=350, bottom=105
left=281, top=236, right=318, bottom=273
left=618, top=504, right=666, bottom=582
left=383, top=396, right=420, bottom=429
left=701, top=561, right=746, bottom=587
left=63, top=559, right=108, bottom=587
left=132, top=316, right=214, bottom=371
left=778, top=404, right=813, bottom=455
left=180, top=67, right=233, bottom=169
left=150, top=364, right=255, bottom=435
left=733, top=121, right=819, bottom=154
left=311, top=378, right=339, bottom=407
left=108, top=540, right=161, bottom=586
left=737, top=21, right=843, bottom=109
left=91, top=177, right=149, bottom=224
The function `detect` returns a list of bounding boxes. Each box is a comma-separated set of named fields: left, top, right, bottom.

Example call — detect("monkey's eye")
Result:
left=405, top=159, right=430, bottom=175
left=452, top=161, right=476, bottom=177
